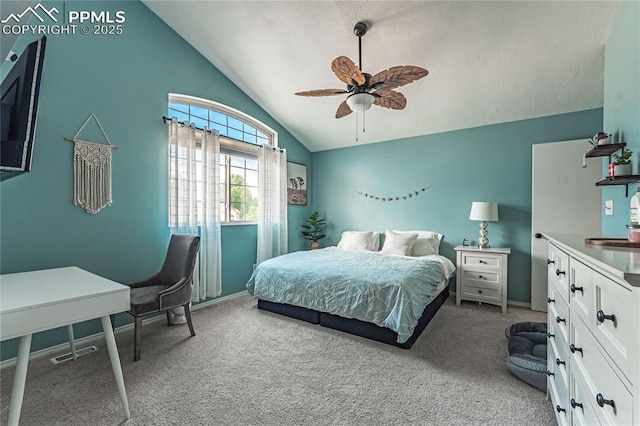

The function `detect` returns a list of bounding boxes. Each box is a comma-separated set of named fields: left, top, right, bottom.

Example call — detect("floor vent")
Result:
left=50, top=345, right=98, bottom=365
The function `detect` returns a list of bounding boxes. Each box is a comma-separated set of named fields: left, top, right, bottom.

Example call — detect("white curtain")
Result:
left=257, top=144, right=288, bottom=264
left=168, top=120, right=222, bottom=300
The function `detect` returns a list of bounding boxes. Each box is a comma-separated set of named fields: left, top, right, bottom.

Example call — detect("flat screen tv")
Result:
left=1, top=36, right=47, bottom=180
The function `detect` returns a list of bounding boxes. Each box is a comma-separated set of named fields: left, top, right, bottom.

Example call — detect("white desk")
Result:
left=0, top=267, right=131, bottom=425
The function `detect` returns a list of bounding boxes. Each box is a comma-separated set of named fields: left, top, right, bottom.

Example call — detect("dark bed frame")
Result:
left=257, top=285, right=450, bottom=349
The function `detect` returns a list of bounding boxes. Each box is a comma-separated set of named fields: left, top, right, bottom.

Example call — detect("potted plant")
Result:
left=612, top=147, right=633, bottom=176
left=301, top=211, right=326, bottom=250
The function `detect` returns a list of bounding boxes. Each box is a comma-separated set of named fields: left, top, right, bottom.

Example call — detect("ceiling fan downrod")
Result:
left=354, top=21, right=367, bottom=71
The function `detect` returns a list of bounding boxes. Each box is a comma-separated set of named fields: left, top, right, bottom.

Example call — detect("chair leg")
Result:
left=133, top=316, right=143, bottom=362
left=166, top=311, right=172, bottom=326
left=184, top=303, right=196, bottom=337
left=109, top=314, right=116, bottom=329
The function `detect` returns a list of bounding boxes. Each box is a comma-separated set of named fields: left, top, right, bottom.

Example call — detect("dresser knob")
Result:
left=479, top=260, right=486, bottom=264
left=555, top=316, right=566, bottom=324
left=478, top=275, right=484, bottom=279
left=570, top=284, right=584, bottom=294
left=596, top=310, right=616, bottom=323
left=547, top=332, right=555, bottom=339
left=555, top=269, right=566, bottom=277
left=546, top=370, right=554, bottom=377
left=596, top=393, right=615, bottom=408
left=547, top=297, right=555, bottom=304
left=547, top=259, right=555, bottom=265
left=556, top=405, right=566, bottom=413
left=555, top=358, right=566, bottom=366
left=570, top=344, right=583, bottom=355
left=570, top=399, right=584, bottom=410
left=478, top=290, right=483, bottom=294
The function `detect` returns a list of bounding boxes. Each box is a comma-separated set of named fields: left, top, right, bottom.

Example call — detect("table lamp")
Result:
left=469, top=201, right=499, bottom=249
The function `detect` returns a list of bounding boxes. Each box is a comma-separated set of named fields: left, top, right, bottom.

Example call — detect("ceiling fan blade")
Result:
left=335, top=100, right=353, bottom=119
left=295, top=89, right=349, bottom=97
left=370, top=66, right=428, bottom=91
left=373, top=90, right=407, bottom=110
left=331, top=56, right=366, bottom=86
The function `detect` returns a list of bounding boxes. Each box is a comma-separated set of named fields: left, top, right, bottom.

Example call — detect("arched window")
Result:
left=168, top=94, right=277, bottom=223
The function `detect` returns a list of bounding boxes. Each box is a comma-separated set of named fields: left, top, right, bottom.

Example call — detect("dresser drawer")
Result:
left=571, top=372, right=601, bottom=426
left=460, top=252, right=501, bottom=269
left=461, top=269, right=501, bottom=285
left=591, top=271, right=635, bottom=379
left=548, top=343, right=571, bottom=426
left=548, top=243, right=570, bottom=303
left=548, top=293, right=569, bottom=345
left=571, top=318, right=632, bottom=426
left=569, top=258, right=592, bottom=329
left=460, top=282, right=501, bottom=303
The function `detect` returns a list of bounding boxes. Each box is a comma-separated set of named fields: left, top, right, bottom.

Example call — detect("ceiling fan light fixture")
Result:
left=346, top=93, right=374, bottom=112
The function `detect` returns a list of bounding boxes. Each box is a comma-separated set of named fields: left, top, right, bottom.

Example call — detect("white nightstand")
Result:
left=454, top=245, right=511, bottom=313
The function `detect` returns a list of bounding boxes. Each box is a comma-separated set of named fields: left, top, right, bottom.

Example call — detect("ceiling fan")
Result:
left=295, top=21, right=429, bottom=119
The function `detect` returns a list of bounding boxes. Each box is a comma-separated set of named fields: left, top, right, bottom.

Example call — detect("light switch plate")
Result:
left=605, top=200, right=613, bottom=216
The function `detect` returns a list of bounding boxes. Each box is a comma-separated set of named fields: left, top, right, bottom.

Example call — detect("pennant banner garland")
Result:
left=356, top=186, right=430, bottom=202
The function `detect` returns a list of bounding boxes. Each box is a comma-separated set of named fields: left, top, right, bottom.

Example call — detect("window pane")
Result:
left=243, top=133, right=257, bottom=144
left=210, top=111, right=226, bottom=126
left=220, top=203, right=227, bottom=222
left=230, top=185, right=245, bottom=203
left=210, top=122, right=227, bottom=136
left=191, top=116, right=207, bottom=129
left=168, top=110, right=189, bottom=122
left=228, top=128, right=243, bottom=140
left=230, top=167, right=245, bottom=180
left=243, top=123, right=257, bottom=135
left=228, top=116, right=243, bottom=131
left=169, top=103, right=188, bottom=113
left=257, top=135, right=268, bottom=146
left=245, top=159, right=258, bottom=170
left=246, top=170, right=258, bottom=187
left=230, top=157, right=244, bottom=168
left=190, top=105, right=208, bottom=120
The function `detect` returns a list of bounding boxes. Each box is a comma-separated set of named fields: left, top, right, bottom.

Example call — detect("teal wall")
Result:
left=312, top=109, right=603, bottom=304
left=0, top=1, right=312, bottom=361
left=601, top=0, right=640, bottom=236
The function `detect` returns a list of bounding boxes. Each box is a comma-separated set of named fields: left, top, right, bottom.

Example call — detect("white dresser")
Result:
left=454, top=246, right=510, bottom=313
left=544, top=234, right=640, bottom=426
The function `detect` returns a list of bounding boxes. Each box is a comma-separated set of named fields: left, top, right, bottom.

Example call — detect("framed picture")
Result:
left=287, top=161, right=307, bottom=205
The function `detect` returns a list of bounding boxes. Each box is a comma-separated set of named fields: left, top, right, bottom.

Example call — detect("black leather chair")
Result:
left=127, top=234, right=200, bottom=361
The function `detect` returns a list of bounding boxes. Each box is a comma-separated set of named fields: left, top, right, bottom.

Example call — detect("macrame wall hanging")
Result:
left=64, top=114, right=117, bottom=214
left=356, top=186, right=431, bottom=202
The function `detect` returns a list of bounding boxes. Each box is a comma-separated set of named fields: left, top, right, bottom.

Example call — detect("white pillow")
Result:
left=380, top=231, right=418, bottom=256
left=392, top=230, right=443, bottom=255
left=337, top=231, right=373, bottom=251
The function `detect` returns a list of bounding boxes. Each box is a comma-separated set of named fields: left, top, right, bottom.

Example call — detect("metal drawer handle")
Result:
left=547, top=297, right=555, bottom=304
left=547, top=259, right=555, bottom=265
left=546, top=370, right=554, bottom=377
left=555, top=269, right=566, bottom=277
left=570, top=284, right=584, bottom=294
left=478, top=290, right=483, bottom=294
left=556, top=405, right=566, bottom=413
left=596, top=310, right=616, bottom=323
left=555, top=358, right=566, bottom=366
left=478, top=275, right=484, bottom=279
left=547, top=332, right=555, bottom=339
left=570, top=344, right=583, bottom=355
left=596, top=393, right=615, bottom=408
left=570, top=399, right=583, bottom=410
left=479, top=260, right=487, bottom=264
left=555, top=316, right=566, bottom=324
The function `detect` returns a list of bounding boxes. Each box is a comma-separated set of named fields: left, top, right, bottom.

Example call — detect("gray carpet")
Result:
left=1, top=294, right=555, bottom=425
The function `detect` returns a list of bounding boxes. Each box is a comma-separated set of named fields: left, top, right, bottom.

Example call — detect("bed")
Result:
left=246, top=230, right=456, bottom=348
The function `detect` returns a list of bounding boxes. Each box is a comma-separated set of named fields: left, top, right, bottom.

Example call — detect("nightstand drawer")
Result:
left=460, top=283, right=501, bottom=303
left=461, top=270, right=500, bottom=284
left=461, top=253, right=501, bottom=269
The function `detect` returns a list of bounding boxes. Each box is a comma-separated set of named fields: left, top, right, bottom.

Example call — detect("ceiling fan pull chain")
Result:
left=363, top=109, right=366, bottom=133
left=355, top=113, right=359, bottom=142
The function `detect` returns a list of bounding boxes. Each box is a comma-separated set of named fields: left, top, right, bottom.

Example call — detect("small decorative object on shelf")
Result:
left=301, top=211, right=326, bottom=250
left=611, top=147, right=633, bottom=176
left=592, top=132, right=612, bottom=146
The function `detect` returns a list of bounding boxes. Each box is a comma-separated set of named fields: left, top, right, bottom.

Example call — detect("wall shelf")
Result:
left=595, top=175, right=640, bottom=196
left=585, top=143, right=626, bottom=159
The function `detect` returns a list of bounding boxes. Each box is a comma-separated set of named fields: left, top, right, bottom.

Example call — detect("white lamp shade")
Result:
left=346, top=93, right=374, bottom=112
left=469, top=201, right=499, bottom=222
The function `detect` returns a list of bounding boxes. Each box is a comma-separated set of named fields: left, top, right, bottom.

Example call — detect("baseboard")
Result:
left=449, top=290, right=532, bottom=309
left=0, top=291, right=249, bottom=369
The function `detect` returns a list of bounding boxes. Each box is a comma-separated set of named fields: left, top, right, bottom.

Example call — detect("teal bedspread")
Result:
left=247, top=248, right=452, bottom=343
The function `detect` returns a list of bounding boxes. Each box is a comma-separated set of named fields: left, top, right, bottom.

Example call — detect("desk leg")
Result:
left=66, top=324, right=77, bottom=360
left=8, top=334, right=32, bottom=426
left=100, top=316, right=130, bottom=419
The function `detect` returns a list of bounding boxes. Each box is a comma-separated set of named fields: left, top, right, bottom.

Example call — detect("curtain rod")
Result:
left=162, top=116, right=284, bottom=152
